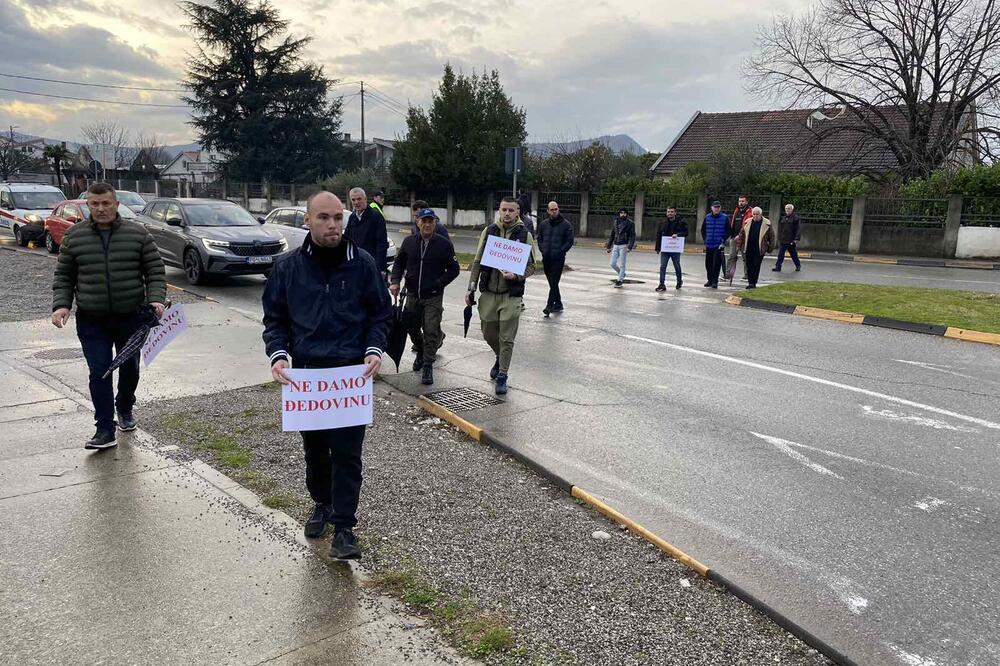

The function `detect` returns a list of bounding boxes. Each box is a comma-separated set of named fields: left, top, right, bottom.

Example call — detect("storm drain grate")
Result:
left=424, top=388, right=502, bottom=412
left=33, top=347, right=84, bottom=360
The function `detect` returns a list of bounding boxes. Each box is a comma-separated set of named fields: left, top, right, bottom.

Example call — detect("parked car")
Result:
left=75, top=189, right=147, bottom=214
left=137, top=198, right=288, bottom=285
left=0, top=183, right=65, bottom=246
left=43, top=199, right=139, bottom=253
left=259, top=204, right=398, bottom=271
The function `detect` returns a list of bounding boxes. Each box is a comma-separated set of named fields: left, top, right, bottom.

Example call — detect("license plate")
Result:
left=246, top=255, right=273, bottom=265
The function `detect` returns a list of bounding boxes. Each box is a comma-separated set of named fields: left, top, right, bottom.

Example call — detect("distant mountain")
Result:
left=527, top=134, right=648, bottom=157
left=8, top=131, right=81, bottom=152
left=162, top=142, right=202, bottom=158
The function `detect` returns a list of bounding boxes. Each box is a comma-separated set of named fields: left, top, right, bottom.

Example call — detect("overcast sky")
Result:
left=0, top=0, right=811, bottom=152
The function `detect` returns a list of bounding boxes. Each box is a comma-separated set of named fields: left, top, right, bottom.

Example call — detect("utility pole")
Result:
left=360, top=81, right=366, bottom=169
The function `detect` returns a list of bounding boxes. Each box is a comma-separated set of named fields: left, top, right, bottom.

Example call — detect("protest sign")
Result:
left=480, top=235, right=532, bottom=276
left=141, top=305, right=188, bottom=367
left=660, top=236, right=685, bottom=253
left=281, top=366, right=373, bottom=432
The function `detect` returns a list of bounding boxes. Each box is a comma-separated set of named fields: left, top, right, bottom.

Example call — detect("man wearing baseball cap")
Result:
left=390, top=208, right=460, bottom=385
left=700, top=200, right=729, bottom=288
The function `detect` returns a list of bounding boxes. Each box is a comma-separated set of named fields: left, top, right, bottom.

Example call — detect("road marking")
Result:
left=623, top=334, right=1000, bottom=431
left=750, top=432, right=844, bottom=479
left=888, top=644, right=940, bottom=666
left=895, top=359, right=995, bottom=384
left=914, top=497, right=947, bottom=513
left=861, top=405, right=978, bottom=432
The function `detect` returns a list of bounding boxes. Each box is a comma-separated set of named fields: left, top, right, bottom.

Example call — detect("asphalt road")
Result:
left=5, top=225, right=1000, bottom=665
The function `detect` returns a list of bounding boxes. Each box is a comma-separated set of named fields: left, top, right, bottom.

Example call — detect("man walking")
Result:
left=371, top=190, right=386, bottom=215
left=51, top=182, right=166, bottom=450
left=390, top=208, right=460, bottom=385
left=409, top=200, right=450, bottom=239
left=700, top=201, right=728, bottom=288
left=737, top=207, right=776, bottom=289
left=773, top=203, right=802, bottom=272
left=605, top=208, right=635, bottom=287
left=466, top=197, right=536, bottom=396
left=263, top=191, right=391, bottom=560
left=725, top=195, right=754, bottom=281
left=655, top=206, right=688, bottom=291
left=346, top=187, right=389, bottom=273
left=536, top=200, right=575, bottom=315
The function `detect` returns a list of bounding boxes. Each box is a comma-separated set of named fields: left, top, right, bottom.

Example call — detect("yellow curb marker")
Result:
left=854, top=256, right=898, bottom=265
left=571, top=486, right=711, bottom=577
left=944, top=327, right=1000, bottom=346
left=417, top=395, right=482, bottom=441
left=725, top=295, right=742, bottom=306
left=793, top=305, right=865, bottom=324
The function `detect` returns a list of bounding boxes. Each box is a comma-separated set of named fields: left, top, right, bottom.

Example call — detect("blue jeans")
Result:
left=659, top=252, right=682, bottom=285
left=76, top=311, right=143, bottom=432
left=610, top=244, right=629, bottom=281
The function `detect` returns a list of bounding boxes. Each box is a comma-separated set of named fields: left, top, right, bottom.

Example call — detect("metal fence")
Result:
left=864, top=198, right=949, bottom=228
left=786, top=196, right=854, bottom=226
left=960, top=197, right=1000, bottom=227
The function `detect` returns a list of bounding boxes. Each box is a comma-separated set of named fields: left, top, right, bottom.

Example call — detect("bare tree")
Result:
left=745, top=0, right=1000, bottom=180
left=80, top=119, right=132, bottom=176
left=134, top=131, right=172, bottom=170
left=0, top=136, right=31, bottom=180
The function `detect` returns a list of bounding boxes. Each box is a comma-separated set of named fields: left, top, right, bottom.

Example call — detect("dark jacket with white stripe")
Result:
left=262, top=235, right=391, bottom=367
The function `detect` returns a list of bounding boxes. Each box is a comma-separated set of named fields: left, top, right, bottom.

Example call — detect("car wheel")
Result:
left=13, top=225, right=27, bottom=247
left=45, top=232, right=59, bottom=254
left=184, top=248, right=206, bottom=285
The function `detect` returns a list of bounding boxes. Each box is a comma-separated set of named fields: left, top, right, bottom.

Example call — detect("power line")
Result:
left=0, top=71, right=186, bottom=93
left=367, top=91, right=407, bottom=115
left=365, top=84, right=407, bottom=109
left=0, top=87, right=188, bottom=108
left=367, top=95, right=407, bottom=119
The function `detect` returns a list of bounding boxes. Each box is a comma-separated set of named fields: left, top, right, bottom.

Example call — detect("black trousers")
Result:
left=746, top=251, right=764, bottom=287
left=775, top=243, right=801, bottom=269
left=704, top=247, right=723, bottom=285
left=543, top=254, right=566, bottom=307
left=302, top=424, right=366, bottom=529
left=76, top=311, right=143, bottom=432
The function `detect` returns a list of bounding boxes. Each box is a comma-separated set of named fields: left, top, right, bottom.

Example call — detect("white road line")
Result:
left=623, top=334, right=1000, bottom=431
left=895, top=359, right=996, bottom=384
left=861, top=405, right=979, bottom=432
left=750, top=432, right=844, bottom=479
left=914, top=497, right=947, bottom=513
left=888, top=644, right=941, bottom=666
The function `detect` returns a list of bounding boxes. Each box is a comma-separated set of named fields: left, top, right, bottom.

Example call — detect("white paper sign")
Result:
left=480, top=235, right=532, bottom=276
left=660, top=236, right=685, bottom=253
left=281, top=366, right=373, bottom=432
left=141, top=304, right=188, bottom=367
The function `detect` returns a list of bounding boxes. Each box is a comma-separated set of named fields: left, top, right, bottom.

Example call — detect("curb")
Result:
left=725, top=295, right=1000, bottom=347
left=416, top=394, right=859, bottom=666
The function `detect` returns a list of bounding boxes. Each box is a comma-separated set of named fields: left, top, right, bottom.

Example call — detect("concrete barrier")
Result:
left=956, top=227, right=1000, bottom=259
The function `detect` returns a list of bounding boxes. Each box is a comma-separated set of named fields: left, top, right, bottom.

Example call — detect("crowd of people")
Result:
left=50, top=182, right=804, bottom=561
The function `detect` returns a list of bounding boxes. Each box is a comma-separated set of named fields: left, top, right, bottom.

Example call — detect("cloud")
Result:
left=0, top=99, right=61, bottom=123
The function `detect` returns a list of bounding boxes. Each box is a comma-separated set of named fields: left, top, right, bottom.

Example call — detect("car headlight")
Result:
left=202, top=238, right=231, bottom=253
left=24, top=214, right=43, bottom=224
left=278, top=237, right=288, bottom=250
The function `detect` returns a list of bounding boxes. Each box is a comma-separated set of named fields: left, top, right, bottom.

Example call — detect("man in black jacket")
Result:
left=605, top=208, right=636, bottom=287
left=390, top=208, right=460, bottom=385
left=346, top=187, right=389, bottom=274
left=655, top=207, right=688, bottom=291
left=409, top=200, right=450, bottom=239
left=773, top=203, right=802, bottom=272
left=536, top=200, right=575, bottom=316
left=263, top=191, right=391, bottom=560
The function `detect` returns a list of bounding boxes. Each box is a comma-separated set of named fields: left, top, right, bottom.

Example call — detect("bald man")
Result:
left=535, top=200, right=575, bottom=315
left=263, top=190, right=391, bottom=560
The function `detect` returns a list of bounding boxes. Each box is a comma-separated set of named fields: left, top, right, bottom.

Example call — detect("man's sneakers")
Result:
left=551, top=303, right=564, bottom=312
left=614, top=280, right=624, bottom=288
left=412, top=354, right=424, bottom=372
left=421, top=364, right=434, bottom=386
left=495, top=373, right=508, bottom=396
left=795, top=265, right=801, bottom=272
left=543, top=306, right=551, bottom=317
left=117, top=410, right=137, bottom=432
left=655, top=284, right=666, bottom=292
left=330, top=528, right=361, bottom=560
left=676, top=281, right=683, bottom=290
left=772, top=266, right=781, bottom=272
left=84, top=429, right=117, bottom=450
left=489, top=358, right=500, bottom=381
left=304, top=504, right=331, bottom=538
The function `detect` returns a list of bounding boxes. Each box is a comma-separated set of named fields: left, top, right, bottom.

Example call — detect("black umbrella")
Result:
left=102, top=302, right=166, bottom=379
left=386, top=294, right=411, bottom=371
left=463, top=292, right=476, bottom=338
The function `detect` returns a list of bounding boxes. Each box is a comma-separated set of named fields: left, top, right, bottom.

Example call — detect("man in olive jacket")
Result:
left=52, top=182, right=166, bottom=450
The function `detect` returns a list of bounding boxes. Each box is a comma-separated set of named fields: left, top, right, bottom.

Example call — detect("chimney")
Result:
left=343, top=133, right=351, bottom=142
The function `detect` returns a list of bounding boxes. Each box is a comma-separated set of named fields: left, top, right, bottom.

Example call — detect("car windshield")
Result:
left=117, top=192, right=145, bottom=206
left=184, top=203, right=256, bottom=227
left=78, top=203, right=137, bottom=220
left=12, top=191, right=63, bottom=210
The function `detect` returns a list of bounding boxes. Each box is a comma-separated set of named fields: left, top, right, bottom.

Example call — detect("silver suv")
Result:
left=138, top=198, right=288, bottom=285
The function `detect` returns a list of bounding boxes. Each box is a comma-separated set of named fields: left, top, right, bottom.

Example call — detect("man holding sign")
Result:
left=263, top=191, right=391, bottom=560
left=466, top=197, right=536, bottom=396
left=654, top=207, right=688, bottom=291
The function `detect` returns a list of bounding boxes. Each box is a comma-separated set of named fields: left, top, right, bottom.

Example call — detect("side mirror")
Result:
left=166, top=216, right=183, bottom=227
left=257, top=216, right=266, bottom=224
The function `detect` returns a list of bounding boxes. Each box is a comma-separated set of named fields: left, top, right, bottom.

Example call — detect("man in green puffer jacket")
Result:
left=51, top=182, right=167, bottom=450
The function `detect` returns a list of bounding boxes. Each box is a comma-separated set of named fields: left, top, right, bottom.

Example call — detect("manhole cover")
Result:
left=33, top=347, right=84, bottom=360
left=424, top=388, right=502, bottom=412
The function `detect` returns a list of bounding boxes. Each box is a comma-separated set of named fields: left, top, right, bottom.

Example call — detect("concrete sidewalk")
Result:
left=0, top=309, right=468, bottom=665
